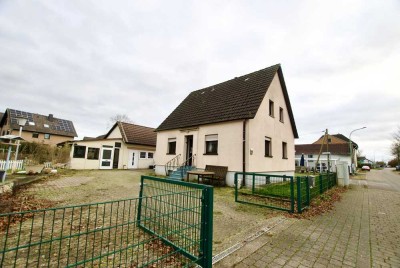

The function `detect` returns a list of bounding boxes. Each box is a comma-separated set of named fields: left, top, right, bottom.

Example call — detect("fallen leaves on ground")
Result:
left=0, top=182, right=58, bottom=231
left=287, top=187, right=347, bottom=219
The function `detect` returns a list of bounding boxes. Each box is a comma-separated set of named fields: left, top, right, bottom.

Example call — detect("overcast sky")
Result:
left=1, top=0, right=399, bottom=162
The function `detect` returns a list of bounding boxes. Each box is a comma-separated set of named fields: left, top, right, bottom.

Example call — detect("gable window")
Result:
left=269, top=100, right=275, bottom=117
left=73, top=145, right=86, bottom=158
left=87, top=148, right=100, bottom=160
left=44, top=133, right=50, bottom=139
left=282, top=142, right=288, bottom=159
left=148, top=152, right=154, bottom=159
left=265, top=137, right=272, bottom=157
left=32, top=132, right=39, bottom=138
left=205, top=134, right=218, bottom=155
left=140, top=152, right=146, bottom=158
left=167, top=138, right=176, bottom=154
left=279, top=107, right=284, bottom=122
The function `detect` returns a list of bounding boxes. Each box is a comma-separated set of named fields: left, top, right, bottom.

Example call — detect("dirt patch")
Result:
left=2, top=170, right=285, bottom=256
left=0, top=182, right=58, bottom=231
left=287, top=186, right=347, bottom=219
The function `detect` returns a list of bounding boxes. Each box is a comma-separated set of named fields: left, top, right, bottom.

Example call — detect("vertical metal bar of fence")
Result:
left=252, top=173, right=255, bottom=194
left=305, top=176, right=310, bottom=207
left=319, top=175, right=323, bottom=194
left=290, top=177, right=295, bottom=213
left=234, top=173, right=238, bottom=202
left=200, top=187, right=213, bottom=268
left=296, top=176, right=302, bottom=213
left=137, top=176, right=145, bottom=225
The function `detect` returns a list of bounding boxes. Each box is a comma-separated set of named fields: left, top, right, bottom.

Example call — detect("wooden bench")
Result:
left=202, top=165, right=228, bottom=186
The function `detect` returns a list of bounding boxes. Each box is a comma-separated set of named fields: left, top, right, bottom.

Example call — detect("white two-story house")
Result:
left=154, top=64, right=299, bottom=186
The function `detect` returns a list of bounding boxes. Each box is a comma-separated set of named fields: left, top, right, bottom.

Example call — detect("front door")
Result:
left=113, top=148, right=120, bottom=169
left=100, top=147, right=113, bottom=169
left=128, top=150, right=138, bottom=169
left=185, top=135, right=194, bottom=166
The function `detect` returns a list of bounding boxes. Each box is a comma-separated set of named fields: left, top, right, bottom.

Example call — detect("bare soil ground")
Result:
left=1, top=169, right=284, bottom=254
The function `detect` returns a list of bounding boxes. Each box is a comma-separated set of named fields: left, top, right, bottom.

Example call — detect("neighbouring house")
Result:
left=295, top=133, right=359, bottom=172
left=69, top=122, right=156, bottom=169
left=357, top=156, right=373, bottom=165
left=154, top=64, right=299, bottom=186
left=0, top=108, right=77, bottom=146
left=295, top=144, right=351, bottom=172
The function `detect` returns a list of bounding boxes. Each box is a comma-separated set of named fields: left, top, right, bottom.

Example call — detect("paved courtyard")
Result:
left=215, top=169, right=400, bottom=267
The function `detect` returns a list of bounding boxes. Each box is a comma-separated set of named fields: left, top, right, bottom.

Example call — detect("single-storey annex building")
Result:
left=69, top=122, right=156, bottom=169
left=154, top=64, right=299, bottom=186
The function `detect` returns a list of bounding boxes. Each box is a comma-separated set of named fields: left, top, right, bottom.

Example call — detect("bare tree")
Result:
left=391, top=126, right=400, bottom=165
left=108, top=114, right=134, bottom=128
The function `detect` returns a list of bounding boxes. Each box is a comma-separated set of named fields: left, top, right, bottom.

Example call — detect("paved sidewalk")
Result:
left=215, top=183, right=400, bottom=267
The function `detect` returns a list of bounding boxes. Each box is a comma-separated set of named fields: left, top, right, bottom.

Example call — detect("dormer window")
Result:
left=44, top=124, right=49, bottom=128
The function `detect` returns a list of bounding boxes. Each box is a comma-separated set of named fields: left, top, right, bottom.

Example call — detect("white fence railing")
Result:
left=0, top=160, right=24, bottom=170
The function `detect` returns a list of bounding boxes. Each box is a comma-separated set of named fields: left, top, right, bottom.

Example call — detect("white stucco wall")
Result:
left=247, top=73, right=295, bottom=173
left=70, top=139, right=155, bottom=170
left=154, top=120, right=243, bottom=178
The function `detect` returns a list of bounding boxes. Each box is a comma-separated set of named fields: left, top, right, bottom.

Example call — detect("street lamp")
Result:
left=13, top=117, right=27, bottom=170
left=349, top=126, right=366, bottom=174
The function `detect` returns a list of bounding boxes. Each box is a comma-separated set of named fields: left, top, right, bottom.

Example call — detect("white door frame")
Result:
left=128, top=149, right=139, bottom=169
left=99, top=147, right=114, bottom=169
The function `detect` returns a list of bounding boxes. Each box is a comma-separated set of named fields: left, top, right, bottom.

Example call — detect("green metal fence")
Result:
left=0, top=175, right=213, bottom=267
left=234, top=172, right=337, bottom=213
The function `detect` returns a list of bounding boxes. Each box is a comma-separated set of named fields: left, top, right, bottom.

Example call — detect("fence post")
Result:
left=234, top=173, right=238, bottom=202
left=137, top=176, right=145, bottom=225
left=297, top=176, right=302, bottom=213
left=201, top=187, right=214, bottom=268
left=290, top=177, right=295, bottom=213
left=305, top=176, right=310, bottom=206
left=319, top=175, right=323, bottom=194
left=252, top=173, right=255, bottom=194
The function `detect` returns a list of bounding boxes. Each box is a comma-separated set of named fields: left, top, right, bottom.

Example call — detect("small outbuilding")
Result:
left=69, top=122, right=156, bottom=170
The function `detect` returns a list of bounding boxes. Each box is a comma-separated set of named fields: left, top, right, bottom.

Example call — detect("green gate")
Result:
left=0, top=175, right=213, bottom=267
left=234, top=172, right=336, bottom=213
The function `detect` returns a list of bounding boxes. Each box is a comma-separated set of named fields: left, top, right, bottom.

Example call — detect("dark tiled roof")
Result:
left=1, top=108, right=77, bottom=137
left=314, top=133, right=358, bottom=149
left=105, top=122, right=156, bottom=146
left=295, top=144, right=350, bottom=156
left=156, top=64, right=299, bottom=138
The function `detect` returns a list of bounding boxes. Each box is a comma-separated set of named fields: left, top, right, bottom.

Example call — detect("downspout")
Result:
left=242, top=120, right=246, bottom=186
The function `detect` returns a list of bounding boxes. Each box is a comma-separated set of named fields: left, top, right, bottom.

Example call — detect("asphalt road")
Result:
left=366, top=168, right=400, bottom=192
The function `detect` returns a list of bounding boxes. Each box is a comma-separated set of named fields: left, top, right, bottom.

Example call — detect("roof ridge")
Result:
left=190, top=64, right=281, bottom=93
left=120, top=121, right=156, bottom=130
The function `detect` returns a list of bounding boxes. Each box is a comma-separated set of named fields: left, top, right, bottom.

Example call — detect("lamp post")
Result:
left=349, top=127, right=366, bottom=174
left=13, top=117, right=27, bottom=171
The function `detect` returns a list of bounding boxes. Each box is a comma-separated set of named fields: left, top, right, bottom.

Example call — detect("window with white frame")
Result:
left=167, top=138, right=176, bottom=154
left=269, top=100, right=274, bottom=117
left=140, top=152, right=146, bottom=158
left=279, top=107, right=284, bottom=122
left=148, top=152, right=154, bottom=159
left=282, top=142, right=288, bottom=159
left=265, top=137, right=272, bottom=157
left=205, top=134, right=218, bottom=155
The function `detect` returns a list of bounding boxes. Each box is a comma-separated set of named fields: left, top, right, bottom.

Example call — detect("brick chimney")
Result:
left=48, top=114, right=54, bottom=121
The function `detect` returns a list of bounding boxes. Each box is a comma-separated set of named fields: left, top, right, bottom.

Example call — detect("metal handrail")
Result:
left=179, top=154, right=196, bottom=178
left=165, top=154, right=181, bottom=176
